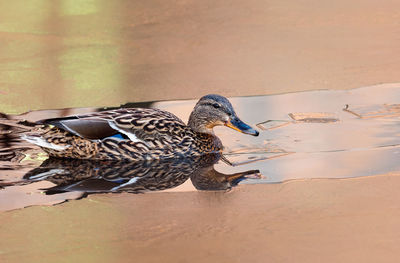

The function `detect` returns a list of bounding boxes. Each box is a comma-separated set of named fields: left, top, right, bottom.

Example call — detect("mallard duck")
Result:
left=22, top=94, right=259, bottom=160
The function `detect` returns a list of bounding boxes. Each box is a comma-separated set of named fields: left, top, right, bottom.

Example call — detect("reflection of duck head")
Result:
left=23, top=153, right=260, bottom=194
left=190, top=165, right=260, bottom=191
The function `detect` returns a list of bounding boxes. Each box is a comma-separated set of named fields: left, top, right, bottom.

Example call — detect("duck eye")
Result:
left=212, top=103, right=221, bottom=109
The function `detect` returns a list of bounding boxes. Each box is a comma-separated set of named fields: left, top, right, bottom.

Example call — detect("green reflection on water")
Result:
left=0, top=0, right=124, bottom=114
left=59, top=43, right=121, bottom=109
left=61, top=0, right=99, bottom=16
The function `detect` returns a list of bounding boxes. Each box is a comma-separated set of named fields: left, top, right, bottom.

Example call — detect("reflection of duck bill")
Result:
left=225, top=118, right=259, bottom=136
left=190, top=169, right=261, bottom=191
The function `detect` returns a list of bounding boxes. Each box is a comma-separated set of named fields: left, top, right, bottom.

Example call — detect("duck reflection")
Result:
left=23, top=154, right=260, bottom=194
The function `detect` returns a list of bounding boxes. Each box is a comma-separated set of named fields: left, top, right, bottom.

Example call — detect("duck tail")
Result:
left=21, top=134, right=69, bottom=151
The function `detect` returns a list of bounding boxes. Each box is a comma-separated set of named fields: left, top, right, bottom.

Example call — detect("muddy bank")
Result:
left=1, top=173, right=400, bottom=262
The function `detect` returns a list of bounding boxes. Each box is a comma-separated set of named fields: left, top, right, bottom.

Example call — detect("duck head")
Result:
left=188, top=94, right=259, bottom=136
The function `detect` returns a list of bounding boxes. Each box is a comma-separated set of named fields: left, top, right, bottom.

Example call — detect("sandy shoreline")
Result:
left=2, top=172, right=400, bottom=262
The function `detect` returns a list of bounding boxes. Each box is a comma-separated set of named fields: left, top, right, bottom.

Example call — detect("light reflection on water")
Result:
left=1, top=83, right=400, bottom=210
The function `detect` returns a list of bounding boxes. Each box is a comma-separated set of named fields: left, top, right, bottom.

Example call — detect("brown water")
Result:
left=1, top=1, right=400, bottom=261
left=1, top=0, right=400, bottom=114
left=1, top=83, right=400, bottom=211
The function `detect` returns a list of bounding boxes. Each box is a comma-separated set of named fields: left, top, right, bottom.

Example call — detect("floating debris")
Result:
left=343, top=104, right=400, bottom=119
left=288, top=112, right=339, bottom=123
left=256, top=120, right=292, bottom=130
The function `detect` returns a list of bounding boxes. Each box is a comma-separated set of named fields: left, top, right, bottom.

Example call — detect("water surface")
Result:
left=1, top=0, right=400, bottom=114
left=1, top=83, right=400, bottom=210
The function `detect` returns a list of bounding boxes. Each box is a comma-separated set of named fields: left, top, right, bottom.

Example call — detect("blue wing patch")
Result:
left=109, top=133, right=125, bottom=140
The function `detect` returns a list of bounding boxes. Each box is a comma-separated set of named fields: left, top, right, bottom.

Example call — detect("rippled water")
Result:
left=1, top=83, right=400, bottom=210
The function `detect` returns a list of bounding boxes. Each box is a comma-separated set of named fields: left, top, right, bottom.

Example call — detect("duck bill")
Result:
left=225, top=118, right=259, bottom=136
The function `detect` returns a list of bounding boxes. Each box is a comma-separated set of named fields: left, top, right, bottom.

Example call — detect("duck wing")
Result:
left=41, top=117, right=117, bottom=139
left=39, top=108, right=187, bottom=142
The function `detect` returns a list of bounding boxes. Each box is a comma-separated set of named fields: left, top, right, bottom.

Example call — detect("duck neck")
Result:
left=188, top=112, right=214, bottom=135
left=188, top=113, right=223, bottom=152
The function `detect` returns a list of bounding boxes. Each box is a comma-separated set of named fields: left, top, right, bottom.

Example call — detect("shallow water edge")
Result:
left=1, top=84, right=400, bottom=210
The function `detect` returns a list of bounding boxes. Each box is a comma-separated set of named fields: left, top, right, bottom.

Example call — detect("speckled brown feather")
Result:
left=22, top=94, right=259, bottom=161
left=27, top=108, right=223, bottom=161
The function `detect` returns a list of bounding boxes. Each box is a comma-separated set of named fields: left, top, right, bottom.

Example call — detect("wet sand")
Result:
left=1, top=173, right=400, bottom=262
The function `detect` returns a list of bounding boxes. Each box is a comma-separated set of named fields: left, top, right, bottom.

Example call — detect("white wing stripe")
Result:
left=111, top=177, right=139, bottom=191
left=107, top=121, right=144, bottom=143
left=21, top=135, right=69, bottom=151
left=29, top=169, right=65, bottom=180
